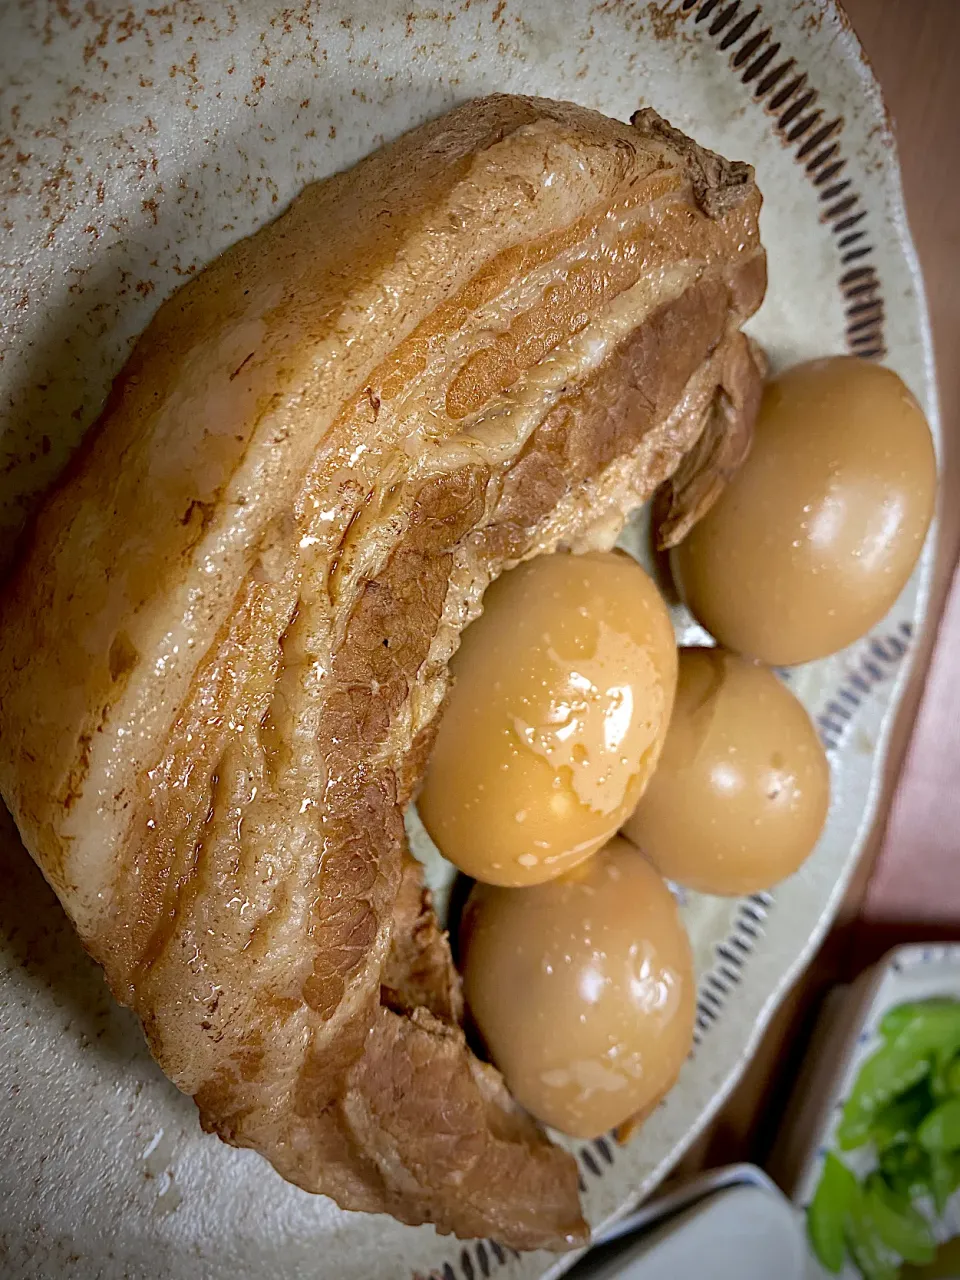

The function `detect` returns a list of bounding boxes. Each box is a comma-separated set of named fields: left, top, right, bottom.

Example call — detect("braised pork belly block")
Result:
left=0, top=94, right=764, bottom=1248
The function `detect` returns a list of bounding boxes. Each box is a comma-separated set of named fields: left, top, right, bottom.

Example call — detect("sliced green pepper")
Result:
left=839, top=1004, right=960, bottom=1150
left=929, top=1150, right=960, bottom=1216
left=880, top=1142, right=933, bottom=1202
left=880, top=1000, right=960, bottom=1043
left=865, top=1172, right=936, bottom=1265
left=845, top=1182, right=905, bottom=1280
left=870, top=1084, right=934, bottom=1152
left=814, top=997, right=960, bottom=1280
left=808, top=1151, right=859, bottom=1273
left=918, top=1099, right=960, bottom=1154
left=839, top=1053, right=931, bottom=1150
left=931, top=1050, right=960, bottom=1101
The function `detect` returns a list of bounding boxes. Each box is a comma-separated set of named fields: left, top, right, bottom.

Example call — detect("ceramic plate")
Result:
left=0, top=1, right=940, bottom=1278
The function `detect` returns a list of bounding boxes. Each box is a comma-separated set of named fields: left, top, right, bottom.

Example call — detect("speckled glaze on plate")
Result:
left=0, top=2, right=939, bottom=1278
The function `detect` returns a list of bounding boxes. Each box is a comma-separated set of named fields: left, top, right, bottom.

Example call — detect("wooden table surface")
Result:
left=841, top=0, right=960, bottom=949
left=682, top=0, right=960, bottom=1175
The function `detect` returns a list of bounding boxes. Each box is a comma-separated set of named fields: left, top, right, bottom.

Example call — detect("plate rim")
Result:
left=0, top=1, right=942, bottom=1277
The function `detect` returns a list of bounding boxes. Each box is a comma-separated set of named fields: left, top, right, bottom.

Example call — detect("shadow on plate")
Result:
left=0, top=804, right=145, bottom=1068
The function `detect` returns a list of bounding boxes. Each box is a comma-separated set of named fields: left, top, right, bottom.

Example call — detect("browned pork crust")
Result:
left=0, top=95, right=764, bottom=1248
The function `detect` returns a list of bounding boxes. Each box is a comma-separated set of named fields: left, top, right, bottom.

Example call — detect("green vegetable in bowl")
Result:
left=880, top=1142, right=933, bottom=1202
left=846, top=1182, right=907, bottom=1280
left=808, top=1152, right=859, bottom=1272
left=880, top=1002, right=960, bottom=1043
left=929, top=1151, right=960, bottom=1217
left=918, top=1099, right=960, bottom=1154
left=864, top=1174, right=936, bottom=1266
left=930, top=1050, right=960, bottom=1101
left=808, top=996, right=960, bottom=1280
left=839, top=1001, right=960, bottom=1150
left=838, top=1056, right=930, bottom=1151
left=871, top=1086, right=935, bottom=1153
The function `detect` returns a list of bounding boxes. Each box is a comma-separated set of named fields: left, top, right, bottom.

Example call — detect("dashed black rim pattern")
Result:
left=680, top=0, right=886, bottom=359
left=691, top=892, right=773, bottom=1046
left=427, top=5, right=899, bottom=1275
left=816, top=621, right=913, bottom=750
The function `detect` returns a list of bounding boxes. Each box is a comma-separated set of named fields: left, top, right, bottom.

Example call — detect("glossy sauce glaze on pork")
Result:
left=0, top=95, right=765, bottom=1248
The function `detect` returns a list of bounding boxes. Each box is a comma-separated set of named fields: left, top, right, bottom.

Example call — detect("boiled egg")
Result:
left=671, top=356, right=936, bottom=665
left=622, top=648, right=830, bottom=895
left=418, top=550, right=677, bottom=886
left=460, top=836, right=694, bottom=1138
